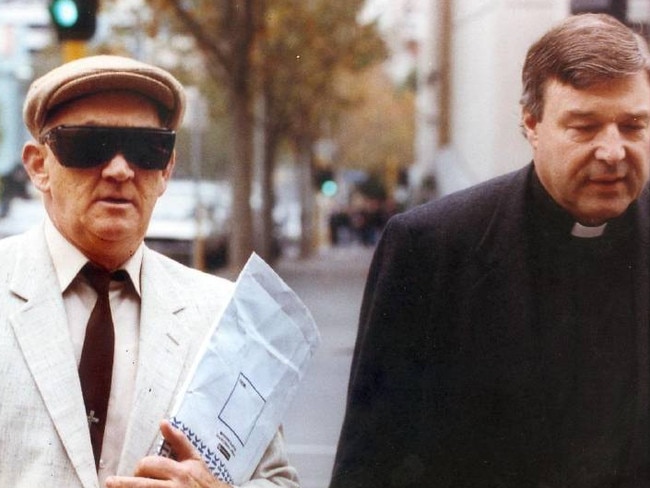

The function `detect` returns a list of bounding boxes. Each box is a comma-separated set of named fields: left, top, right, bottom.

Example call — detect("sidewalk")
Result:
left=275, top=243, right=374, bottom=280
left=274, top=244, right=374, bottom=488
left=275, top=243, right=374, bottom=352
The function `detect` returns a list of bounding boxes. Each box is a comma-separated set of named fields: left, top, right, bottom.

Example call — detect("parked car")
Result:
left=0, top=196, right=46, bottom=239
left=145, top=179, right=231, bottom=269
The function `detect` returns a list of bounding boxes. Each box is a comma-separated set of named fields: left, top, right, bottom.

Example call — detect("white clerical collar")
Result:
left=571, top=222, right=607, bottom=238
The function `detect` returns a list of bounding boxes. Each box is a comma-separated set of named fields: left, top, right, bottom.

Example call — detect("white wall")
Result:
left=437, top=0, right=568, bottom=195
left=410, top=0, right=438, bottom=196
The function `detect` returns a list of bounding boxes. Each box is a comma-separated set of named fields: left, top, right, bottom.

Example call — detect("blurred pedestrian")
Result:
left=329, top=205, right=352, bottom=246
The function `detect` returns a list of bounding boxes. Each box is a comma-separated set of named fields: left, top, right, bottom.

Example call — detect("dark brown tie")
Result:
left=78, top=263, right=125, bottom=470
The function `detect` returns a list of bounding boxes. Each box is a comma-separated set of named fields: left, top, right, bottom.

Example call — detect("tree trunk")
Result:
left=296, top=134, right=316, bottom=259
left=226, top=0, right=258, bottom=273
left=259, top=117, right=279, bottom=263
left=228, top=77, right=254, bottom=272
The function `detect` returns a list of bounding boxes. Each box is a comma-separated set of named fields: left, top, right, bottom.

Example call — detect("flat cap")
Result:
left=23, top=55, right=186, bottom=138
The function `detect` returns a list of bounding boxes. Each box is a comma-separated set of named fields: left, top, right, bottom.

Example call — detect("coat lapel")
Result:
left=454, top=165, right=536, bottom=349
left=117, top=249, right=196, bottom=474
left=8, top=227, right=98, bottom=488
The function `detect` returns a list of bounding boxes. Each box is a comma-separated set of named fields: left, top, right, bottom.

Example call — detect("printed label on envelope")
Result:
left=219, top=373, right=265, bottom=446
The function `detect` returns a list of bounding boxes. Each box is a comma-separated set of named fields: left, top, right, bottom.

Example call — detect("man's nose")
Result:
left=102, top=153, right=135, bottom=180
left=594, top=126, right=626, bottom=164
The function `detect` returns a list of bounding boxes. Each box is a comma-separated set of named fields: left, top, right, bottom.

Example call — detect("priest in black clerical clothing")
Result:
left=331, top=13, right=650, bottom=488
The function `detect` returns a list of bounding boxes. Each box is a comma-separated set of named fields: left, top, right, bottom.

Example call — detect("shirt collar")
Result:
left=44, top=216, right=143, bottom=296
left=571, top=221, right=607, bottom=238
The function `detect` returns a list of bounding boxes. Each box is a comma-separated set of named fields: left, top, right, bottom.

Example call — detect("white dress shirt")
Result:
left=44, top=218, right=143, bottom=485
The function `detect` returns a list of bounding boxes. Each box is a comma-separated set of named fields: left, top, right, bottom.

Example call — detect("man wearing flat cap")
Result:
left=0, top=55, right=298, bottom=488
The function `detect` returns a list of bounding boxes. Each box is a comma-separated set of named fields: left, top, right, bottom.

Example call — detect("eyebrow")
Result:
left=561, top=110, right=650, bottom=122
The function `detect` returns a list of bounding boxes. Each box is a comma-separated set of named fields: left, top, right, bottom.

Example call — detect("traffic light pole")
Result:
left=61, top=39, right=87, bottom=61
left=49, top=0, right=97, bottom=58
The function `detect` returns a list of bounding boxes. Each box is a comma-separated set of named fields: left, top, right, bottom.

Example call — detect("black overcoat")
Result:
left=330, top=164, right=650, bottom=488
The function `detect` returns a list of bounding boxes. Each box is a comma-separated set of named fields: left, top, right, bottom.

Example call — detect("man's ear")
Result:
left=522, top=110, right=540, bottom=149
left=21, top=142, right=50, bottom=192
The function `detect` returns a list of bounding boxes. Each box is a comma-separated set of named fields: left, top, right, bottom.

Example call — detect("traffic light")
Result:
left=49, top=0, right=98, bottom=41
left=313, top=167, right=338, bottom=197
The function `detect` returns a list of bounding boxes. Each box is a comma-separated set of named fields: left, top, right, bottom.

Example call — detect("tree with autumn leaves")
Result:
left=139, top=0, right=388, bottom=270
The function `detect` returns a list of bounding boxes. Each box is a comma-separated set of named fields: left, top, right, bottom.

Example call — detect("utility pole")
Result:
left=438, top=0, right=452, bottom=148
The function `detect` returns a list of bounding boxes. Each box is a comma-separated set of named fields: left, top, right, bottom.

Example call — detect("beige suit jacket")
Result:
left=0, top=225, right=298, bottom=488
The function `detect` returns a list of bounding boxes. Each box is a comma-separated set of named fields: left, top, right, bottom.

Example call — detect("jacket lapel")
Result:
left=455, top=165, right=536, bottom=346
left=9, top=227, right=98, bottom=488
left=117, top=249, right=196, bottom=474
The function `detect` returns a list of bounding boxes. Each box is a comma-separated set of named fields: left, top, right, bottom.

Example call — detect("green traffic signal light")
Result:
left=321, top=180, right=338, bottom=197
left=48, top=0, right=97, bottom=41
left=50, top=0, right=79, bottom=28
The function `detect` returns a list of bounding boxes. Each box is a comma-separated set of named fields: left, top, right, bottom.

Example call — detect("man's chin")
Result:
left=575, top=205, right=631, bottom=226
left=93, top=224, right=143, bottom=244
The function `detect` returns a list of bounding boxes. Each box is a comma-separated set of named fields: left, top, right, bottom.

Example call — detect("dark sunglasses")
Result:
left=40, top=125, right=176, bottom=170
